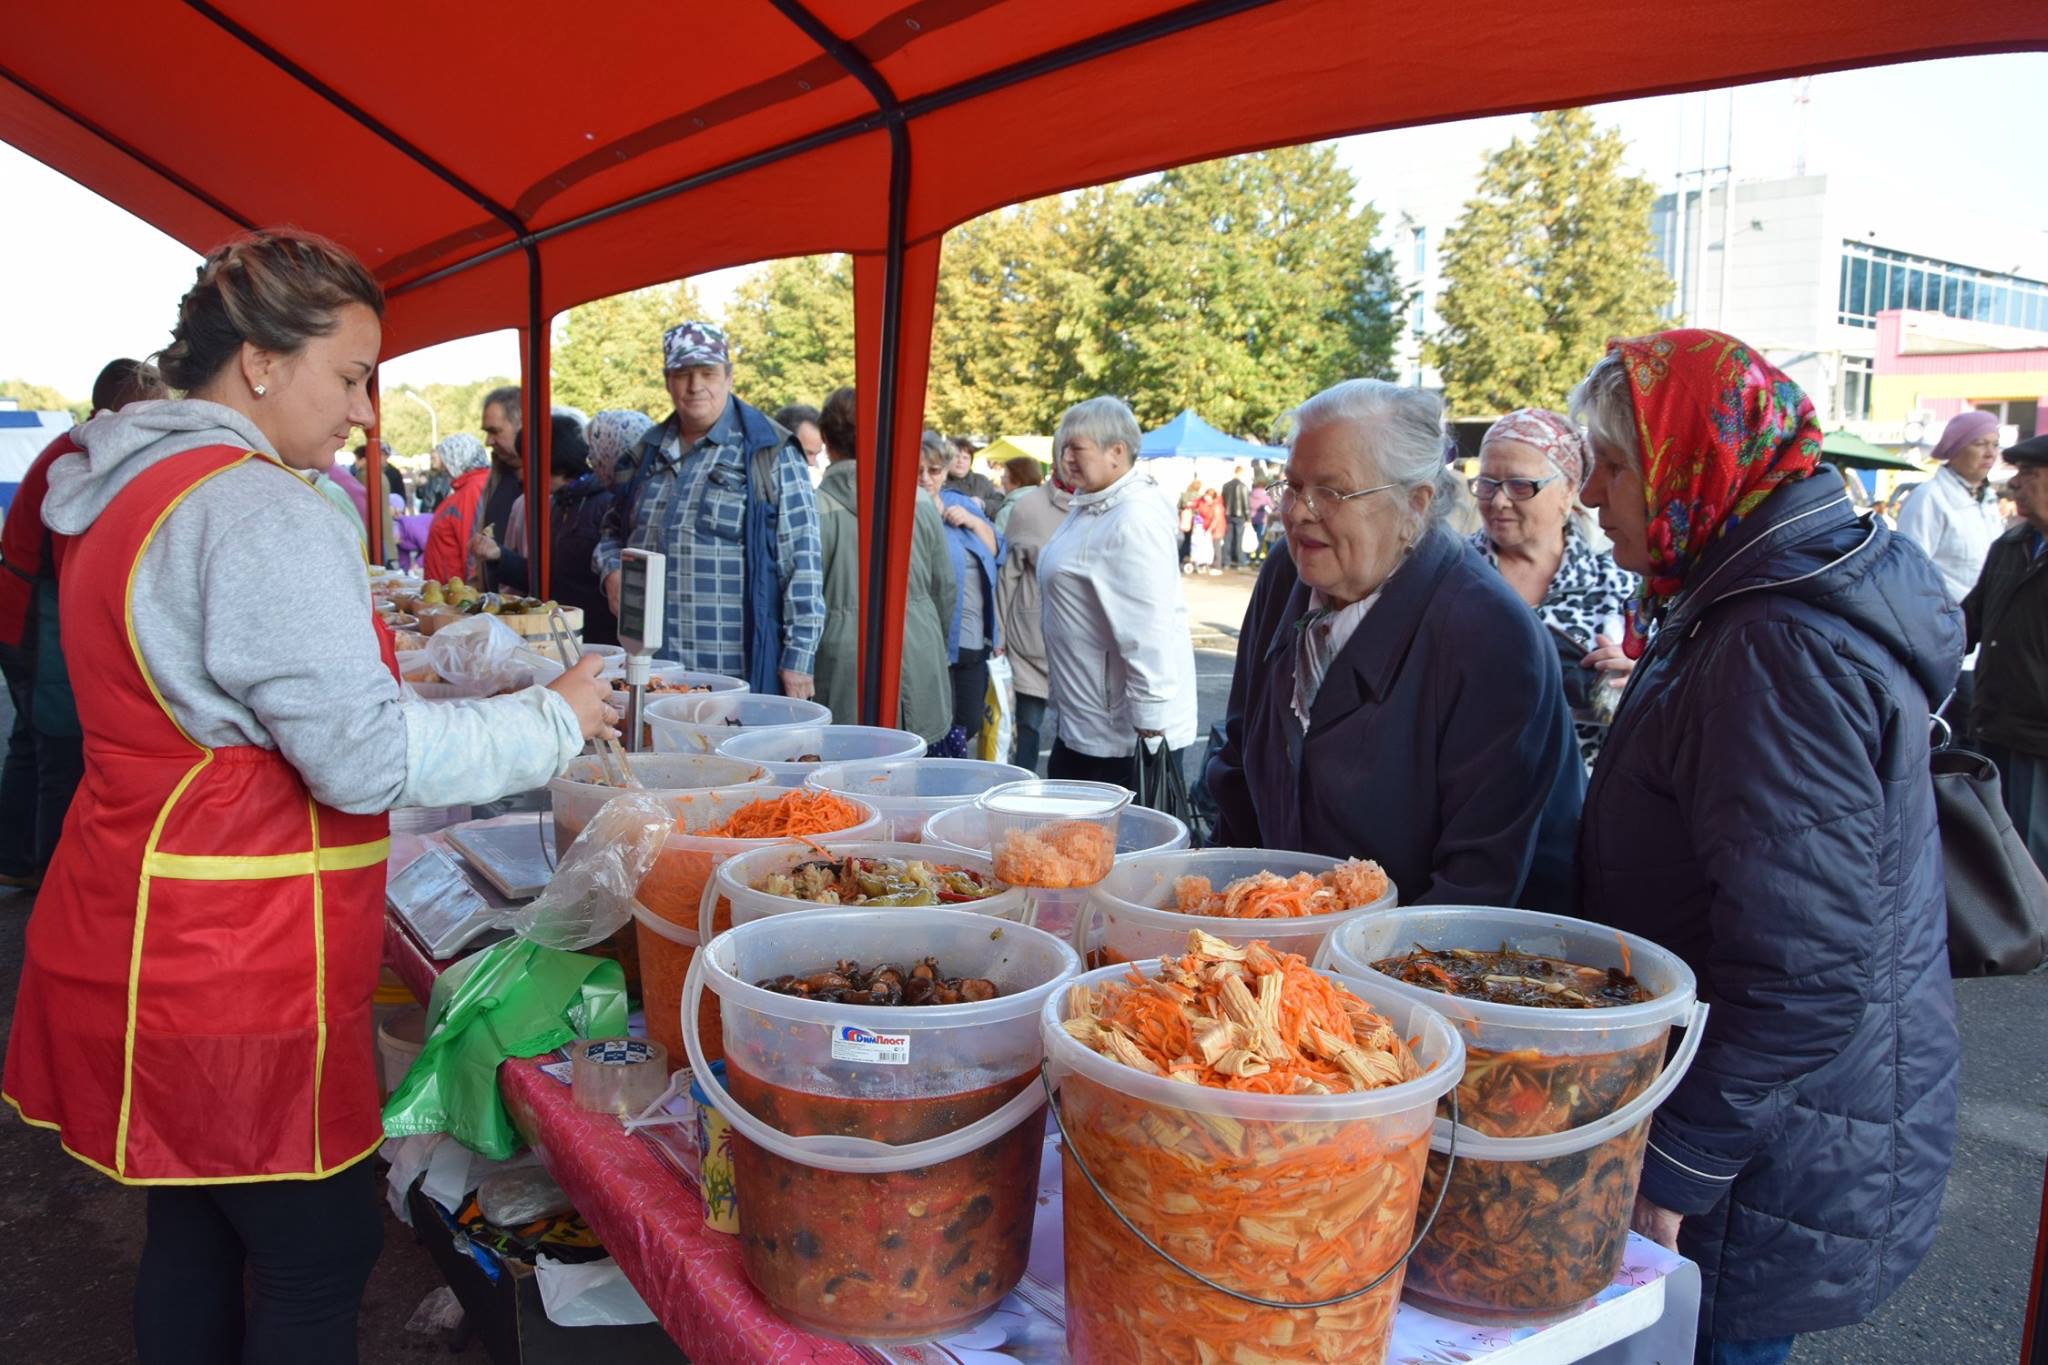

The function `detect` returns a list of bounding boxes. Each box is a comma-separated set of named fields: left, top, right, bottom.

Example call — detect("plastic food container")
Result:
left=1319, top=906, right=1702, bottom=1323
left=705, top=840, right=1030, bottom=942
left=608, top=663, right=746, bottom=690
left=645, top=692, right=832, bottom=755
left=1072, top=847, right=1397, bottom=969
left=1043, top=960, right=1464, bottom=1363
left=685, top=908, right=1080, bottom=1343
left=548, top=752, right=771, bottom=855
left=923, top=801, right=1190, bottom=943
left=718, top=725, right=927, bottom=788
left=978, top=780, right=1130, bottom=890
left=805, top=758, right=1034, bottom=842
left=633, top=789, right=884, bottom=1066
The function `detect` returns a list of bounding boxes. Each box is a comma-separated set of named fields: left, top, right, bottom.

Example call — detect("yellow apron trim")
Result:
left=308, top=799, right=328, bottom=1173
left=7, top=1092, right=381, bottom=1186
left=142, top=838, right=390, bottom=881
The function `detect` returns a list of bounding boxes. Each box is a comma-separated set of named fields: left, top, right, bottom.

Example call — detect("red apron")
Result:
left=3, top=445, right=397, bottom=1183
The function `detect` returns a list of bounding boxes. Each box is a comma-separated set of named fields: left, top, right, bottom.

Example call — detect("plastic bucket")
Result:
left=645, top=692, right=832, bottom=755
left=977, top=780, right=1131, bottom=890
left=717, top=725, right=927, bottom=788
left=922, top=803, right=1191, bottom=941
left=1319, top=906, right=1701, bottom=1323
left=1042, top=960, right=1464, bottom=1363
left=633, top=789, right=883, bottom=1067
left=548, top=752, right=772, bottom=854
left=377, top=1006, right=427, bottom=1098
left=805, top=758, right=1034, bottom=842
left=705, top=840, right=1032, bottom=942
left=1073, top=847, right=1397, bottom=970
left=684, top=908, right=1080, bottom=1343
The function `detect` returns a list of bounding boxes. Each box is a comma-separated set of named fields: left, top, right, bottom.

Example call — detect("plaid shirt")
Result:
left=594, top=400, right=823, bottom=675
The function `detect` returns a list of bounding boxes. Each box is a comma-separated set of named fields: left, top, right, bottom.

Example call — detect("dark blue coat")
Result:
left=1206, top=526, right=1584, bottom=911
left=1580, top=470, right=1963, bottom=1339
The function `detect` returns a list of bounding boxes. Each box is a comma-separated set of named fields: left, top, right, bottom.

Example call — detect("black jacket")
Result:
left=1963, top=522, right=2048, bottom=756
left=1207, top=527, right=1583, bottom=911
left=1579, top=471, right=1963, bottom=1338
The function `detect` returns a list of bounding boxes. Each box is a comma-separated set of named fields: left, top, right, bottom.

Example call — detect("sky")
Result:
left=3, top=52, right=2043, bottom=401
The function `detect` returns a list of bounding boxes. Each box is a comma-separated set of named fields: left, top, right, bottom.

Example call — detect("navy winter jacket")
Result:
left=1579, top=470, right=1963, bottom=1338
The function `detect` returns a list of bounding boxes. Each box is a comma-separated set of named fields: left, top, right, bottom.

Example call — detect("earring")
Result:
left=253, top=384, right=267, bottom=397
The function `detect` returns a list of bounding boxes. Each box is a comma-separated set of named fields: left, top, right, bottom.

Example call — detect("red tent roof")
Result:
left=5, top=0, right=2044, bottom=716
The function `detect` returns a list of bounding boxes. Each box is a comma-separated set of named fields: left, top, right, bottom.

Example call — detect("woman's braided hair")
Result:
left=156, top=229, right=384, bottom=392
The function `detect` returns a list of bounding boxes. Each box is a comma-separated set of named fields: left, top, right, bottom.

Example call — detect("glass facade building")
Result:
left=1838, top=241, right=2048, bottom=332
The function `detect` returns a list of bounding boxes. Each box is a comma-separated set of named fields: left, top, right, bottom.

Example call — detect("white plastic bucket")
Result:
left=717, top=725, right=927, bottom=788
left=704, top=839, right=1031, bottom=942
left=805, top=758, right=1034, bottom=841
left=684, top=907, right=1080, bottom=1343
left=1319, top=905, right=1700, bottom=1322
left=377, top=1006, right=427, bottom=1098
left=1073, top=847, right=1397, bottom=969
left=1042, top=959, right=1464, bottom=1363
left=645, top=692, right=832, bottom=755
left=547, top=752, right=771, bottom=853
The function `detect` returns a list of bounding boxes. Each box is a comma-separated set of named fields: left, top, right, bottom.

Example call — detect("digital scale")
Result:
left=615, top=549, right=667, bottom=752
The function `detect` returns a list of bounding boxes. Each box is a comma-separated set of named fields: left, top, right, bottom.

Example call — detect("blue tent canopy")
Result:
left=1138, top=409, right=1284, bottom=461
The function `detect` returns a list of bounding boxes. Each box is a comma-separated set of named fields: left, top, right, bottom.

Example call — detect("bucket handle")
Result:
left=681, top=951, right=1051, bottom=1175
left=696, top=870, right=723, bottom=945
left=1042, top=1062, right=1459, bottom=1311
left=1429, top=1001, right=1710, bottom=1159
left=1068, top=894, right=1098, bottom=959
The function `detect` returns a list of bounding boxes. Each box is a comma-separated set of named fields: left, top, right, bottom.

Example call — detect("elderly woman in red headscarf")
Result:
left=1570, top=330, right=1963, bottom=1365
left=1468, top=408, right=1638, bottom=766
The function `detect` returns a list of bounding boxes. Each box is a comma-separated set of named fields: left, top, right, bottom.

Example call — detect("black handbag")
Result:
left=1931, top=719, right=2048, bottom=977
left=1136, top=735, right=1204, bottom=846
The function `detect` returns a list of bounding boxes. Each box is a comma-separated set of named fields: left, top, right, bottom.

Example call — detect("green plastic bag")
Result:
left=382, top=937, right=627, bottom=1159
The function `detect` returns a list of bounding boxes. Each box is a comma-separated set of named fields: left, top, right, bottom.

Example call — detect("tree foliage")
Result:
left=551, top=280, right=706, bottom=420
left=0, top=379, right=87, bottom=423
left=1429, top=109, right=1673, bottom=418
left=723, top=254, right=855, bottom=413
left=376, top=377, right=516, bottom=458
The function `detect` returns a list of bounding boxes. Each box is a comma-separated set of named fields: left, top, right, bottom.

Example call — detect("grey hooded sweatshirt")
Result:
left=44, top=399, right=582, bottom=814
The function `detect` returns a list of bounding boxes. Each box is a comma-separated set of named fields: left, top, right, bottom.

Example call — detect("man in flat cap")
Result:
left=596, top=321, right=823, bottom=697
left=1961, top=433, right=2048, bottom=869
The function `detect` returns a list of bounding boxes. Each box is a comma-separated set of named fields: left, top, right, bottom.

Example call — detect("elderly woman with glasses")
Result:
left=1470, top=408, right=1638, bottom=766
left=1207, top=380, right=1583, bottom=910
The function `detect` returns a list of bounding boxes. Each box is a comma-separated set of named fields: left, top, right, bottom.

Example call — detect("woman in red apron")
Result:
left=2, top=229, right=614, bottom=1363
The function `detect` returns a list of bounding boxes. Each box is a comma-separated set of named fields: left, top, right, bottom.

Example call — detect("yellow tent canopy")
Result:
left=979, top=435, right=1053, bottom=469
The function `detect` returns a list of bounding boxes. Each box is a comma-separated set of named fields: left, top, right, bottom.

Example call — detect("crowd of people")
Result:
left=1, top=223, right=2044, bottom=1364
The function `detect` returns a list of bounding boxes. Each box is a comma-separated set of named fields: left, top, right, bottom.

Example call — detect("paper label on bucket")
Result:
left=831, top=1023, right=910, bottom=1065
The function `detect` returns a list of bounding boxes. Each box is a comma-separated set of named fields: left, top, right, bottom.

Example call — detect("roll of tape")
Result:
left=571, top=1037, right=670, bottom=1116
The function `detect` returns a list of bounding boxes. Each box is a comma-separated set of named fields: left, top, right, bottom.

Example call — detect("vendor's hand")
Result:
left=780, top=668, right=815, bottom=701
left=470, top=532, right=501, bottom=563
left=547, top=655, right=617, bottom=741
left=603, top=570, right=622, bottom=615
left=1581, top=635, right=1636, bottom=690
left=1630, top=1195, right=1681, bottom=1251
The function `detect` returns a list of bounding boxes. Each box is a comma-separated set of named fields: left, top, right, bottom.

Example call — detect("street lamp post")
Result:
left=398, top=386, right=438, bottom=449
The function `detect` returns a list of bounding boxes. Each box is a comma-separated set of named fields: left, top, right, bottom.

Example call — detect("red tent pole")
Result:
left=364, top=373, right=386, bottom=566
left=521, top=247, right=551, bottom=602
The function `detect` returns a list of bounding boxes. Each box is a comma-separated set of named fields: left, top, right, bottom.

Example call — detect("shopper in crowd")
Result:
left=920, top=431, right=1003, bottom=755
left=481, top=411, right=630, bottom=644
left=417, top=451, right=451, bottom=512
left=1897, top=410, right=2004, bottom=603
left=946, top=435, right=1003, bottom=520
left=1040, top=397, right=1198, bottom=785
left=1177, top=477, right=1201, bottom=567
left=1207, top=379, right=1581, bottom=909
left=1195, top=485, right=1225, bottom=574
left=419, top=431, right=491, bottom=582
left=776, top=403, right=826, bottom=483
left=994, top=453, right=1069, bottom=773
left=3, top=228, right=612, bottom=1362
left=1962, top=433, right=2048, bottom=871
left=1221, top=463, right=1251, bottom=569
left=1467, top=408, right=1637, bottom=768
left=1247, top=476, right=1273, bottom=562
left=809, top=389, right=954, bottom=742
left=470, top=384, right=526, bottom=593
left=597, top=321, right=823, bottom=695
left=1571, top=329, right=1960, bottom=1364
left=307, top=447, right=366, bottom=549
left=345, top=439, right=398, bottom=558
left=0, top=357, right=166, bottom=890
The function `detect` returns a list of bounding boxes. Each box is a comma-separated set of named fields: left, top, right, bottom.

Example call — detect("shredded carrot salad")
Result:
left=1057, top=932, right=1432, bottom=1362
left=699, top=789, right=867, bottom=839
left=992, top=819, right=1114, bottom=888
left=1170, top=859, right=1389, bottom=920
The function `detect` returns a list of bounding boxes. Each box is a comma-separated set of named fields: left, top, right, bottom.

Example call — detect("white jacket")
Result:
left=1895, top=464, right=2004, bottom=606
left=1037, top=467, right=1199, bottom=756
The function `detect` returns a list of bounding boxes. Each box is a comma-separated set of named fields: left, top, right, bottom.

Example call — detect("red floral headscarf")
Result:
left=1612, top=329, right=1822, bottom=654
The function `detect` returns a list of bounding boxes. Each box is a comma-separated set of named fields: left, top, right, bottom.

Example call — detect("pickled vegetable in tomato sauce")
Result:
left=727, top=1067, right=1042, bottom=1342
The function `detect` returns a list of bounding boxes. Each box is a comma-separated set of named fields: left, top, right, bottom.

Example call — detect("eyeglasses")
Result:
left=1470, top=473, right=1563, bottom=502
left=1276, top=480, right=1397, bottom=519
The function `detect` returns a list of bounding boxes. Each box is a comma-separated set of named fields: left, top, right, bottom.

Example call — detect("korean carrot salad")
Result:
left=1057, top=931, right=1434, bottom=1363
left=1170, top=859, right=1390, bottom=919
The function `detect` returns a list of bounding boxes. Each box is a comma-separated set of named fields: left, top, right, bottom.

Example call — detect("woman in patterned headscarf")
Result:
left=1570, top=329, right=1963, bottom=1365
left=1468, top=407, right=1637, bottom=766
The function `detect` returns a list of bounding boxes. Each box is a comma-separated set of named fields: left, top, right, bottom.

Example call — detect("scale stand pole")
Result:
left=622, top=651, right=649, bottom=754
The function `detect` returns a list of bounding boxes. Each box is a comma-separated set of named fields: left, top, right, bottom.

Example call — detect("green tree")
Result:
left=377, top=377, right=516, bottom=458
left=722, top=255, right=855, bottom=413
left=1097, top=144, right=1403, bottom=437
left=551, top=279, right=706, bottom=419
left=1429, top=109, right=1673, bottom=418
left=0, top=378, right=86, bottom=422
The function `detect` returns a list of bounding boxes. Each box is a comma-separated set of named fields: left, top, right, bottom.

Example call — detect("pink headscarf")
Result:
left=1929, top=410, right=1998, bottom=464
left=1479, top=408, right=1587, bottom=490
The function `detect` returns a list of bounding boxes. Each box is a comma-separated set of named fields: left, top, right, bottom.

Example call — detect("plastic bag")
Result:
left=382, top=938, right=628, bottom=1159
left=478, top=1165, right=573, bottom=1226
left=978, top=654, right=1016, bottom=765
left=534, top=1255, right=658, bottom=1328
left=426, top=614, right=566, bottom=695
left=504, top=791, right=674, bottom=950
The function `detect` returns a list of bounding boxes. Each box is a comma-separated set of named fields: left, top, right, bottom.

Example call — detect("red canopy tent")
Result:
left=4, top=0, right=2043, bottom=721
